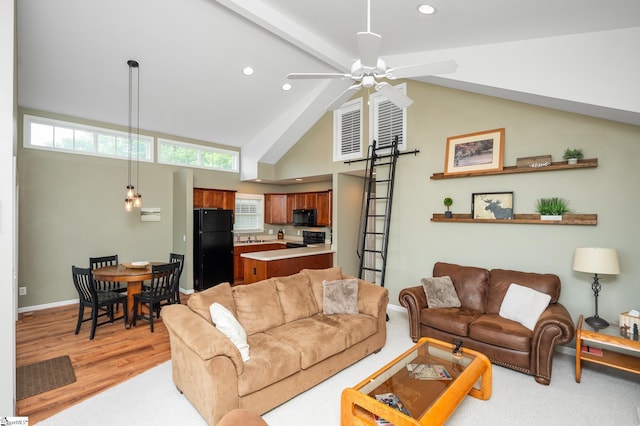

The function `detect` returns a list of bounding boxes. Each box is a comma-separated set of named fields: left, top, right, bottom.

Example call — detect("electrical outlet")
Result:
left=268, top=229, right=273, bottom=235
left=19, top=287, right=27, bottom=296
left=297, top=230, right=301, bottom=235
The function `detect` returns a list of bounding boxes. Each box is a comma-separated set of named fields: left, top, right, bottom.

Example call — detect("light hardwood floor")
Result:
left=15, top=296, right=187, bottom=424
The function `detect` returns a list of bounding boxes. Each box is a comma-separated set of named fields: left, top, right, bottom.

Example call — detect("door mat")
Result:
left=16, top=355, right=76, bottom=400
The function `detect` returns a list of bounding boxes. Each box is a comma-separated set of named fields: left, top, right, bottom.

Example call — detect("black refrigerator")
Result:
left=193, top=208, right=234, bottom=291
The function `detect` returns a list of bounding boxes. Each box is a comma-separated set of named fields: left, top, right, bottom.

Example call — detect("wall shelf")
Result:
left=431, top=213, right=597, bottom=225
left=430, top=158, right=598, bottom=180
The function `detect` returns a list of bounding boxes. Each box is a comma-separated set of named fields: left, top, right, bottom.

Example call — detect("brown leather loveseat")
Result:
left=399, top=262, right=575, bottom=385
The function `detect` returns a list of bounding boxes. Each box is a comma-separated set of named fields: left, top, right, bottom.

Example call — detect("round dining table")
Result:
left=92, top=262, right=166, bottom=325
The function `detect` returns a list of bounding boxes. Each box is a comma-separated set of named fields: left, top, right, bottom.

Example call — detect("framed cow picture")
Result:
left=471, top=192, right=514, bottom=219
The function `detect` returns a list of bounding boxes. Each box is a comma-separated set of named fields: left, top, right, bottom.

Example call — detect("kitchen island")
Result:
left=240, top=244, right=334, bottom=284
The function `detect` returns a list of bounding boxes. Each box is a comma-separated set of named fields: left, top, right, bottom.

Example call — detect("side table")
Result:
left=575, top=314, right=640, bottom=383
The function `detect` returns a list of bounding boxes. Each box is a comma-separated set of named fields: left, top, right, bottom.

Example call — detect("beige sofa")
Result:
left=161, top=267, right=388, bottom=425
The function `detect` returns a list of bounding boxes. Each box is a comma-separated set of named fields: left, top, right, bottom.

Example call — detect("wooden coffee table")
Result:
left=341, top=337, right=492, bottom=425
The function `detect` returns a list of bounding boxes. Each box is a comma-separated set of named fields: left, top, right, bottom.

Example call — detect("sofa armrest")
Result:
left=530, top=303, right=575, bottom=384
left=161, top=304, right=245, bottom=375
left=398, top=285, right=427, bottom=342
left=352, top=277, right=389, bottom=319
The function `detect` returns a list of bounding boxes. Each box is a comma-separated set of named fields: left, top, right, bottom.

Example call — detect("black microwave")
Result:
left=293, top=209, right=317, bottom=227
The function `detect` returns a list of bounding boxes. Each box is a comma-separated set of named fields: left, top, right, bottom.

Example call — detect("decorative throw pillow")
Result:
left=209, top=303, right=250, bottom=362
left=499, top=283, right=551, bottom=331
left=322, top=279, right=359, bottom=314
left=421, top=276, right=461, bottom=308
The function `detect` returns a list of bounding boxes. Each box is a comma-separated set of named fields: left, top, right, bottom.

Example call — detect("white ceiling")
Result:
left=17, top=0, right=640, bottom=175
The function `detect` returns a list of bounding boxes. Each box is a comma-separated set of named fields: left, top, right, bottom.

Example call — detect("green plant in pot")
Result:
left=563, top=148, right=584, bottom=165
left=444, top=197, right=453, bottom=218
left=536, top=197, right=572, bottom=220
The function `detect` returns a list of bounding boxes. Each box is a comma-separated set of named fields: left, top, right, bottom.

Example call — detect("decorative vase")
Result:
left=540, top=215, right=562, bottom=221
left=567, top=158, right=578, bottom=165
left=445, top=211, right=452, bottom=218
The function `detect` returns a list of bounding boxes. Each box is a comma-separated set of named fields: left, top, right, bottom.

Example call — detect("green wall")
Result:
left=275, top=80, right=640, bottom=326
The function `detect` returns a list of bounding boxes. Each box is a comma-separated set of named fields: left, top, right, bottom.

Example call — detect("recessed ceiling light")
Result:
left=281, top=83, right=292, bottom=91
left=417, top=4, right=436, bottom=15
left=242, top=66, right=254, bottom=76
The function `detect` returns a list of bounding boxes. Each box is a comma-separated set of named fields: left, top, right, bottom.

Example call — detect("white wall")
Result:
left=1, top=0, right=16, bottom=416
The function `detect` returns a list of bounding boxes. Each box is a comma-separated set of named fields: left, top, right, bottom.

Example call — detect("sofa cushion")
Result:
left=209, top=303, right=250, bottom=362
left=486, top=269, right=560, bottom=314
left=499, top=283, right=551, bottom=330
left=323, top=278, right=359, bottom=314
left=469, top=314, right=532, bottom=352
left=433, top=262, right=489, bottom=313
left=265, top=318, right=348, bottom=369
left=238, top=333, right=301, bottom=396
left=188, top=282, right=235, bottom=322
left=421, top=276, right=461, bottom=308
left=275, top=272, right=319, bottom=322
left=421, top=307, right=483, bottom=337
left=302, top=266, right=343, bottom=312
left=312, top=313, right=378, bottom=347
left=232, top=279, right=285, bottom=335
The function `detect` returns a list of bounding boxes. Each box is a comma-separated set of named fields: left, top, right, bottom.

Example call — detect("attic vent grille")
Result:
left=333, top=98, right=362, bottom=161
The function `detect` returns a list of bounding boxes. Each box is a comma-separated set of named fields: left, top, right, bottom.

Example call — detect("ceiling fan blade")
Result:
left=375, top=82, right=413, bottom=109
left=357, top=31, right=382, bottom=69
left=327, top=84, right=362, bottom=111
left=387, top=60, right=458, bottom=79
left=287, top=72, right=350, bottom=80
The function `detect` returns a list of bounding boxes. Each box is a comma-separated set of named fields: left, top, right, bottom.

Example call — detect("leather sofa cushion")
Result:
left=486, top=269, right=561, bottom=314
left=233, top=279, right=285, bottom=335
left=275, top=272, right=318, bottom=322
left=238, top=332, right=301, bottom=396
left=433, top=262, right=489, bottom=313
left=187, top=282, right=235, bottom=323
left=265, top=317, right=348, bottom=369
left=312, top=313, right=378, bottom=347
left=420, top=307, right=483, bottom=337
left=469, top=314, right=531, bottom=352
left=302, top=266, right=343, bottom=312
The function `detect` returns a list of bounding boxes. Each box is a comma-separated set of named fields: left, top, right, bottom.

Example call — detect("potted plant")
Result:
left=536, top=197, right=572, bottom=220
left=563, top=148, right=584, bottom=165
left=443, top=197, right=453, bottom=218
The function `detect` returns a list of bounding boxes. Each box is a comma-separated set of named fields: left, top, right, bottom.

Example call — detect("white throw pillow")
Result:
left=209, top=302, right=250, bottom=362
left=499, top=283, right=551, bottom=331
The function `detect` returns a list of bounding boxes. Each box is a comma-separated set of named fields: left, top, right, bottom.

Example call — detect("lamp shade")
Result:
left=573, top=247, right=620, bottom=275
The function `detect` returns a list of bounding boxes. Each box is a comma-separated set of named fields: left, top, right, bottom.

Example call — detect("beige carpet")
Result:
left=16, top=355, right=76, bottom=400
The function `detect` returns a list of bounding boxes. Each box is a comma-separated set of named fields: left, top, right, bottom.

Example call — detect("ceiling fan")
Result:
left=286, top=0, right=457, bottom=111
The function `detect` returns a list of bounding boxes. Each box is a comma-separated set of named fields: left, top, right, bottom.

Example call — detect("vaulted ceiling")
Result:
left=17, top=0, right=640, bottom=180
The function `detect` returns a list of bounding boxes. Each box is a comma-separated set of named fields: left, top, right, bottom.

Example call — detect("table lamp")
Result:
left=573, top=247, right=620, bottom=329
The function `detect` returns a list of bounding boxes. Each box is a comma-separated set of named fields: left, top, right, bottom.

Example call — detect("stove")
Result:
left=286, top=231, right=325, bottom=248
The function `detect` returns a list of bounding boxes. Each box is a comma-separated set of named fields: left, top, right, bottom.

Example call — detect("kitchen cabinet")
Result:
left=316, top=190, right=332, bottom=226
left=194, top=188, right=236, bottom=210
left=233, top=243, right=284, bottom=283
left=264, top=193, right=288, bottom=225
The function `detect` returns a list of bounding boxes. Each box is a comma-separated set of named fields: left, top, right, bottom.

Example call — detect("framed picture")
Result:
left=444, top=128, right=505, bottom=176
left=472, top=192, right=514, bottom=219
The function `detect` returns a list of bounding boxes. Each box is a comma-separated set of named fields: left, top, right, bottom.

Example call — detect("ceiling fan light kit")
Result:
left=286, top=0, right=456, bottom=111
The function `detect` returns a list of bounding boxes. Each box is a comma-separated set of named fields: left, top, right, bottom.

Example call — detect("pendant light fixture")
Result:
left=125, top=59, right=142, bottom=211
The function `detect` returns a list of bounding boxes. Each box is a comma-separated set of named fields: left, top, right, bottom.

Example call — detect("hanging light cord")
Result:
left=135, top=64, right=140, bottom=199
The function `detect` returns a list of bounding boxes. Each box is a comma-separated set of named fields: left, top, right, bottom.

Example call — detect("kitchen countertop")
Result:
left=240, top=244, right=334, bottom=261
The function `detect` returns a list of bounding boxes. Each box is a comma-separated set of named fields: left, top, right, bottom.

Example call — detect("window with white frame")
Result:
left=23, top=114, right=153, bottom=161
left=234, top=193, right=264, bottom=232
left=158, top=138, right=239, bottom=172
left=369, top=83, right=407, bottom=152
left=333, top=98, right=363, bottom=161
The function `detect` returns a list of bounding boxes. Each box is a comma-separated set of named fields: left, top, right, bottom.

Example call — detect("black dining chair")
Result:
left=72, top=265, right=128, bottom=340
left=90, top=255, right=127, bottom=293
left=132, top=262, right=180, bottom=332
left=169, top=252, right=185, bottom=304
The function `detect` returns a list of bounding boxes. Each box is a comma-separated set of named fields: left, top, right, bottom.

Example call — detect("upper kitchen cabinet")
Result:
left=266, top=190, right=332, bottom=226
left=193, top=188, right=236, bottom=210
left=264, top=193, right=288, bottom=225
